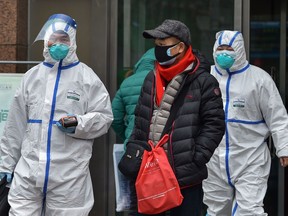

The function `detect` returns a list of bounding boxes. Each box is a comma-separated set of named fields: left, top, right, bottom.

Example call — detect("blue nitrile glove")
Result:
left=56, top=121, right=76, bottom=133
left=0, top=172, right=12, bottom=183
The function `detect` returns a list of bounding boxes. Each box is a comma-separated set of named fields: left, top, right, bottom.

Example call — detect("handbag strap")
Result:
left=148, top=134, right=169, bottom=150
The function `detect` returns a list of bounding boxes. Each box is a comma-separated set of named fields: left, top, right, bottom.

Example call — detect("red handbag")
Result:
left=135, top=134, right=183, bottom=214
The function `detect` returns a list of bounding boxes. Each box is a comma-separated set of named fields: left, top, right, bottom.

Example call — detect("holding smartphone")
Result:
left=59, top=116, right=78, bottom=128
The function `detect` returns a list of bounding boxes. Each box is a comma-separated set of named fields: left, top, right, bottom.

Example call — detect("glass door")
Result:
left=116, top=1, right=235, bottom=216
left=116, top=0, right=235, bottom=88
left=250, top=0, right=287, bottom=215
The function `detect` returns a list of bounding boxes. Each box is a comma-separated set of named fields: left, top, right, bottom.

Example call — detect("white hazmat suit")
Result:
left=203, top=30, right=288, bottom=216
left=0, top=14, right=113, bottom=216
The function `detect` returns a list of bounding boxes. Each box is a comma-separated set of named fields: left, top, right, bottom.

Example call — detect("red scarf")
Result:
left=155, top=46, right=195, bottom=106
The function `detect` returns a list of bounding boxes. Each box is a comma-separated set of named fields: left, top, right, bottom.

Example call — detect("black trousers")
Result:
left=135, top=183, right=203, bottom=216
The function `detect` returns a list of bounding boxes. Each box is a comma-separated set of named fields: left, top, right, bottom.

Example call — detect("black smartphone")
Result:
left=59, top=116, right=78, bottom=128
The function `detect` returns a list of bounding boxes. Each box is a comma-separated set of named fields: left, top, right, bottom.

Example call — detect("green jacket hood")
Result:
left=133, top=48, right=155, bottom=74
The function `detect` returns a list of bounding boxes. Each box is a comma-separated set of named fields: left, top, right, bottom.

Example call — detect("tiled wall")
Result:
left=0, top=0, right=28, bottom=73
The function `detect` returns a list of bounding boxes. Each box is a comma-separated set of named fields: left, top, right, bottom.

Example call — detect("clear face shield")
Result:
left=34, top=14, right=77, bottom=44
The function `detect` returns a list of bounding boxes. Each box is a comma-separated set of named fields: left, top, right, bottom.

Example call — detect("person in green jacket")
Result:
left=112, top=48, right=155, bottom=148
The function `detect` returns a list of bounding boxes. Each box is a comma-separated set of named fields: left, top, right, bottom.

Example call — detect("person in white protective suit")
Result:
left=202, top=30, right=288, bottom=216
left=0, top=14, right=113, bottom=216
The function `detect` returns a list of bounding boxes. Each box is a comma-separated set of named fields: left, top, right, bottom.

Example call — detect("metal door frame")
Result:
left=234, top=1, right=286, bottom=215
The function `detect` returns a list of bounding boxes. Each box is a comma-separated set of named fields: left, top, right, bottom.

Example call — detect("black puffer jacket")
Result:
left=129, top=49, right=225, bottom=187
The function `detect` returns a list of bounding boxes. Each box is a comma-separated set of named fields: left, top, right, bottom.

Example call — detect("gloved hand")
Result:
left=56, top=114, right=77, bottom=133
left=0, top=172, right=12, bottom=183
left=56, top=122, right=76, bottom=133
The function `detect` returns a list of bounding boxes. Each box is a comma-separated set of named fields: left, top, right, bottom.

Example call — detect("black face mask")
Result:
left=154, top=42, right=180, bottom=65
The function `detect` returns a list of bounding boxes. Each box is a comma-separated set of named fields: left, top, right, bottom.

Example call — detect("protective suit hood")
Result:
left=213, top=30, right=247, bottom=72
left=35, top=14, right=79, bottom=66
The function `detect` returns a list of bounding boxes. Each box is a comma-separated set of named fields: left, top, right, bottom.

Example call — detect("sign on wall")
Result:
left=0, top=73, right=23, bottom=138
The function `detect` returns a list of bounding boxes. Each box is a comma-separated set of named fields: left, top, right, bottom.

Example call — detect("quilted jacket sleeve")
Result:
left=111, top=89, right=126, bottom=141
left=194, top=73, right=225, bottom=167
